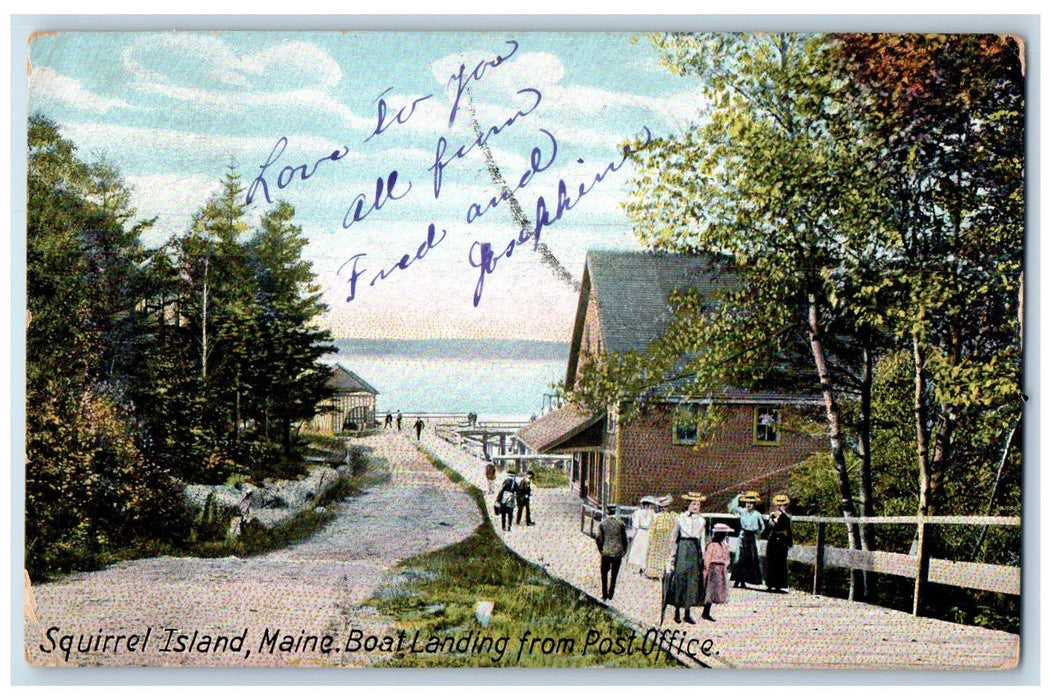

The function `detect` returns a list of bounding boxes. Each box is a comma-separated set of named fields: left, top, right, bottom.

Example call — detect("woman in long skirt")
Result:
left=644, top=497, right=677, bottom=579
left=729, top=491, right=766, bottom=588
left=764, top=494, right=793, bottom=592
left=664, top=492, right=707, bottom=624
left=626, top=496, right=658, bottom=574
left=702, top=523, right=733, bottom=621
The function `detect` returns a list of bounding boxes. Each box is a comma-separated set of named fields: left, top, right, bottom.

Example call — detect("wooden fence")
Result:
left=578, top=508, right=1019, bottom=617
left=791, top=514, right=1020, bottom=615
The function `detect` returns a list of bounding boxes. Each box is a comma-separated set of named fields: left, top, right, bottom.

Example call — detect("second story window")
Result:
left=754, top=407, right=781, bottom=445
left=673, top=404, right=701, bottom=445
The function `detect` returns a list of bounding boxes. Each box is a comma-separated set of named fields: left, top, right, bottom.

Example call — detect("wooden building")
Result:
left=310, top=364, right=379, bottom=433
left=517, top=250, right=825, bottom=511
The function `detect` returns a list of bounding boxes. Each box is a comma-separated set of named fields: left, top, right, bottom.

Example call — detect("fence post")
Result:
left=813, top=521, right=826, bottom=595
left=912, top=520, right=931, bottom=616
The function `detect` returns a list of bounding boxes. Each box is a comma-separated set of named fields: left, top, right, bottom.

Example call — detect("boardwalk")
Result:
left=420, top=431, right=1020, bottom=671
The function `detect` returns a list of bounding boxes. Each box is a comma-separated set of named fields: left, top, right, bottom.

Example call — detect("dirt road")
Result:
left=23, top=431, right=480, bottom=668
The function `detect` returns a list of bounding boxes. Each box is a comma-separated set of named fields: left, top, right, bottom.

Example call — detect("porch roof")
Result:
left=516, top=404, right=604, bottom=453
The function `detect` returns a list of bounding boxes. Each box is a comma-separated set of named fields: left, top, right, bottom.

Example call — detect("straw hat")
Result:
left=740, top=490, right=761, bottom=504
left=772, top=494, right=791, bottom=506
left=682, top=491, right=708, bottom=503
left=639, top=495, right=659, bottom=506
left=712, top=523, right=734, bottom=533
left=657, top=495, right=674, bottom=508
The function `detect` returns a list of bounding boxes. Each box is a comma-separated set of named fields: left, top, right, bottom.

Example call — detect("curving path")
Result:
left=23, top=431, right=480, bottom=668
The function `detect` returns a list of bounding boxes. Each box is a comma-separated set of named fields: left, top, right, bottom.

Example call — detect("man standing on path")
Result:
left=384, top=412, right=393, bottom=429
left=396, top=411, right=403, bottom=431
left=516, top=470, right=535, bottom=526
left=414, top=417, right=425, bottom=440
left=596, top=509, right=628, bottom=601
left=497, top=469, right=518, bottom=532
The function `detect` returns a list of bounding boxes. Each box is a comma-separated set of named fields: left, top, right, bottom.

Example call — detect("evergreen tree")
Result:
left=245, top=201, right=335, bottom=457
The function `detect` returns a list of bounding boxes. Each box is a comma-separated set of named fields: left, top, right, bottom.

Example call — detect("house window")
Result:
left=754, top=407, right=781, bottom=445
left=673, top=404, right=701, bottom=445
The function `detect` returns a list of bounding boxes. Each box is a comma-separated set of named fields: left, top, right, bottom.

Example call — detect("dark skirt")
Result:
left=765, top=534, right=790, bottom=589
left=665, top=538, right=703, bottom=608
left=732, top=530, right=763, bottom=584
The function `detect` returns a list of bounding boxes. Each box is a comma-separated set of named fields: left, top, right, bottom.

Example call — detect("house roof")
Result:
left=516, top=404, right=603, bottom=453
left=586, top=250, right=731, bottom=355
left=328, top=364, right=379, bottom=395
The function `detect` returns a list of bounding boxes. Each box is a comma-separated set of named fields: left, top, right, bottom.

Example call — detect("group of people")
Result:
left=596, top=489, right=793, bottom=624
left=382, top=411, right=425, bottom=439
left=492, top=466, right=535, bottom=531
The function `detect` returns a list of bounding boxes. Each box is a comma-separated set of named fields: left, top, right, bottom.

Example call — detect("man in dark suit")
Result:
left=596, top=510, right=629, bottom=601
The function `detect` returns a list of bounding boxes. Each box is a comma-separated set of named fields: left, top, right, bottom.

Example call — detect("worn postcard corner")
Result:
left=22, top=28, right=1023, bottom=671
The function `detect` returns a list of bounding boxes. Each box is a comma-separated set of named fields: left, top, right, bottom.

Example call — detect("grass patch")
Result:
left=363, top=453, right=680, bottom=668
left=529, top=464, right=569, bottom=488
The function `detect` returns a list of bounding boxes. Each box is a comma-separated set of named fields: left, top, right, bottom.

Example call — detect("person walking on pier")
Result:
left=496, top=469, right=518, bottom=532
left=664, top=492, right=707, bottom=624
left=414, top=417, right=425, bottom=440
left=384, top=412, right=393, bottom=429
left=596, top=508, right=628, bottom=601
left=729, top=491, right=767, bottom=589
left=765, top=494, right=793, bottom=593
left=701, top=523, right=733, bottom=621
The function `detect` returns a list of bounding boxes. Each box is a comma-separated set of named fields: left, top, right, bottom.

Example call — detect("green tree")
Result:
left=245, top=201, right=335, bottom=457
left=623, top=34, right=879, bottom=595
left=834, top=34, right=1024, bottom=526
left=26, top=115, right=189, bottom=577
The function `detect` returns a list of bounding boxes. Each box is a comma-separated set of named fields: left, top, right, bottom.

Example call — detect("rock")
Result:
left=475, top=601, right=494, bottom=627
left=314, top=507, right=327, bottom=514
left=424, top=604, right=446, bottom=617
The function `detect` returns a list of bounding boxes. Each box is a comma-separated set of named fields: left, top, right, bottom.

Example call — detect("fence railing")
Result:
left=790, top=514, right=1020, bottom=615
left=578, top=507, right=1020, bottom=616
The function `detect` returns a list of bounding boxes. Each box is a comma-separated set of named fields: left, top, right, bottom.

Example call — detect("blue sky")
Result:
left=28, top=31, right=707, bottom=341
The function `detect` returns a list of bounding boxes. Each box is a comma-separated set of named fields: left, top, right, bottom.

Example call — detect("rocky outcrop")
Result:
left=184, top=464, right=350, bottom=534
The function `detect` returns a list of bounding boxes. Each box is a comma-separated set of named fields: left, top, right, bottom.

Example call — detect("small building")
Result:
left=517, top=250, right=825, bottom=511
left=310, top=364, right=379, bottom=433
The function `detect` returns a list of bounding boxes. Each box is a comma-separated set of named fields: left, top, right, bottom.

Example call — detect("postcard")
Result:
left=20, top=27, right=1025, bottom=672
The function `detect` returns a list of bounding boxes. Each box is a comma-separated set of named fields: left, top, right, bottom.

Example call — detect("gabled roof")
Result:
left=587, top=250, right=730, bottom=354
left=566, top=250, right=731, bottom=387
left=328, top=364, right=379, bottom=395
left=516, top=404, right=604, bottom=453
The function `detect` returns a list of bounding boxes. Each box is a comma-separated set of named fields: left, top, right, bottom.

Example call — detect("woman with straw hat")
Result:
left=644, top=496, right=676, bottom=579
left=728, top=491, right=767, bottom=589
left=663, top=492, right=708, bottom=624
left=765, top=494, right=793, bottom=593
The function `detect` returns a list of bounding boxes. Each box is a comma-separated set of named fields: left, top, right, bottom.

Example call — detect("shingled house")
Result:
left=310, top=364, right=379, bottom=433
left=517, top=250, right=824, bottom=511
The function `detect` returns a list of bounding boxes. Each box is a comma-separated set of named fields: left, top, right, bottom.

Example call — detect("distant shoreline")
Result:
left=324, top=338, right=569, bottom=419
left=328, top=337, right=570, bottom=362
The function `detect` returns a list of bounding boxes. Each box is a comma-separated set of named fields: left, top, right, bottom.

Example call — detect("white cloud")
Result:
left=224, top=41, right=342, bottom=89
left=59, top=120, right=357, bottom=169
left=28, top=67, right=133, bottom=113
left=119, top=34, right=366, bottom=129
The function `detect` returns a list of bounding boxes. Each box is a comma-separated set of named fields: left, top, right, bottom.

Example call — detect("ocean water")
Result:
left=325, top=338, right=570, bottom=421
